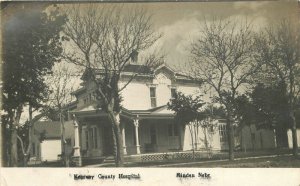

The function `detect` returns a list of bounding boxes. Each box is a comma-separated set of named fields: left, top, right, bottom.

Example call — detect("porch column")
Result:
left=134, top=119, right=141, bottom=154
left=72, top=114, right=82, bottom=167
left=122, top=125, right=127, bottom=155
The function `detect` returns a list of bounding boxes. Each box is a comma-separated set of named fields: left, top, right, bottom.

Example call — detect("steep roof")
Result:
left=123, top=64, right=152, bottom=74
left=80, top=64, right=153, bottom=81
left=80, top=63, right=195, bottom=80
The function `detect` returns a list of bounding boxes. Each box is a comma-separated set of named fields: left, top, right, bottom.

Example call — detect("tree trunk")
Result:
left=10, top=106, right=22, bottom=167
left=226, top=114, right=235, bottom=161
left=23, top=105, right=33, bottom=167
left=204, top=127, right=208, bottom=150
left=188, top=124, right=195, bottom=160
left=290, top=111, right=298, bottom=157
left=288, top=70, right=298, bottom=157
left=108, top=111, right=124, bottom=167
left=2, top=122, right=10, bottom=167
left=23, top=154, right=29, bottom=167
left=176, top=120, right=183, bottom=150
left=10, top=127, right=18, bottom=167
left=60, top=112, right=69, bottom=167
left=249, top=125, right=255, bottom=150
left=194, top=123, right=198, bottom=150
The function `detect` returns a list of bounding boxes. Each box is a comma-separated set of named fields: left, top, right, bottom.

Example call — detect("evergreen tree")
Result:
left=2, top=3, right=66, bottom=166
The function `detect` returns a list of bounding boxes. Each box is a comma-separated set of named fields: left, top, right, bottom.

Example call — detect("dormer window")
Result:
left=83, top=91, right=97, bottom=105
left=150, top=87, right=157, bottom=108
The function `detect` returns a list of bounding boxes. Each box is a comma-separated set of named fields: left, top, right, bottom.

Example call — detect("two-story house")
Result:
left=69, top=62, right=227, bottom=159
left=68, top=61, right=276, bottom=165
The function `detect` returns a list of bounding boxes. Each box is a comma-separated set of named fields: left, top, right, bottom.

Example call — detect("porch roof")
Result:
left=69, top=105, right=175, bottom=120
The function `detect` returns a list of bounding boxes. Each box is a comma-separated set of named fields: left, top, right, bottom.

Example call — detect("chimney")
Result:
left=130, top=50, right=138, bottom=63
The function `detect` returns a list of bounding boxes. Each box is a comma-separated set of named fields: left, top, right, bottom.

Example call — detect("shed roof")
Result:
left=34, top=121, right=61, bottom=139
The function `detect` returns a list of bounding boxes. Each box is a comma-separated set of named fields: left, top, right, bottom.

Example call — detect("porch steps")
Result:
left=82, top=156, right=105, bottom=166
left=103, top=156, right=115, bottom=163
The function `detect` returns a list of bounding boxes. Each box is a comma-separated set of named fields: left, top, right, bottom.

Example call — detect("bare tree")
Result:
left=254, top=19, right=300, bottom=157
left=17, top=64, right=78, bottom=167
left=63, top=4, right=161, bottom=167
left=186, top=120, right=200, bottom=160
left=189, top=18, right=259, bottom=160
left=45, top=63, right=79, bottom=166
left=17, top=106, right=46, bottom=166
left=198, top=116, right=218, bottom=158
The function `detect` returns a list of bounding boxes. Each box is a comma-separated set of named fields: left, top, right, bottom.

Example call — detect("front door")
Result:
left=102, top=125, right=114, bottom=156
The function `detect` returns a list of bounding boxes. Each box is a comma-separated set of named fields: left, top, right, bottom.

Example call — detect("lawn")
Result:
left=96, top=154, right=300, bottom=168
left=164, top=155, right=300, bottom=168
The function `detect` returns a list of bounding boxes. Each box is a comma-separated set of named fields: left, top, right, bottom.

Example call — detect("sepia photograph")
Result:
left=1, top=1, right=300, bottom=184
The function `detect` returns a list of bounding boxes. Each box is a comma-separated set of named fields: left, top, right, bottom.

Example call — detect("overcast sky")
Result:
left=56, top=1, right=299, bottom=70
left=133, top=1, right=298, bottom=66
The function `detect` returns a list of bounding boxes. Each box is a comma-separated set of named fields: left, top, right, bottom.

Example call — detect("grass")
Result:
left=109, top=154, right=300, bottom=168
left=170, top=155, right=300, bottom=168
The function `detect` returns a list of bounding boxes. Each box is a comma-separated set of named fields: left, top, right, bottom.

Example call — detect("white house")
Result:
left=30, top=121, right=74, bottom=162
left=68, top=62, right=276, bottom=165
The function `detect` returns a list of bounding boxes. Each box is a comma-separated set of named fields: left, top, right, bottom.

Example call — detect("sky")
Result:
left=57, top=1, right=299, bottom=69
left=107, top=1, right=298, bottom=67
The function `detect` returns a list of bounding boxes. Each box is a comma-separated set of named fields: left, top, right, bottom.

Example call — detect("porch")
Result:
left=78, top=116, right=182, bottom=157
left=70, top=106, right=185, bottom=161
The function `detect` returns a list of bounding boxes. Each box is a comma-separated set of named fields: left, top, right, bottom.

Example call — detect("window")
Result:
left=83, top=92, right=95, bottom=105
left=150, top=87, right=157, bottom=108
left=85, top=130, right=89, bottom=149
left=89, top=128, right=94, bottom=148
left=87, top=127, right=98, bottom=149
left=93, top=127, right=98, bottom=149
left=168, top=123, right=178, bottom=137
left=219, top=124, right=227, bottom=143
left=171, top=88, right=177, bottom=99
